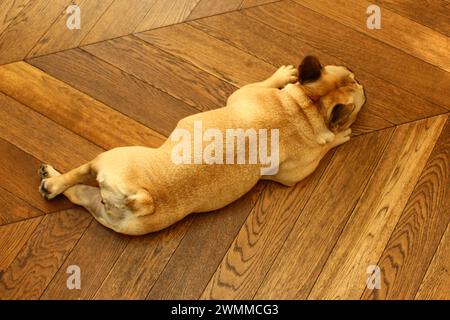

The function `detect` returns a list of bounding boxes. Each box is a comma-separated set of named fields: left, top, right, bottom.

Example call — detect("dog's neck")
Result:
left=284, top=83, right=326, bottom=116
left=282, top=83, right=331, bottom=140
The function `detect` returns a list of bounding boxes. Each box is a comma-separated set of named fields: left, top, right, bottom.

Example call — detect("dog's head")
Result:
left=298, top=56, right=366, bottom=132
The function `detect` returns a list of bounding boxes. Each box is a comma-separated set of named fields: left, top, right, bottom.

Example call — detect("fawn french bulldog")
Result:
left=38, top=56, right=365, bottom=235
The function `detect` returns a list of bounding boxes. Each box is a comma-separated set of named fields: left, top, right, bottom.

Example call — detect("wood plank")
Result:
left=0, top=216, right=42, bottom=271
left=0, top=0, right=31, bottom=35
left=0, top=0, right=72, bottom=64
left=27, top=0, right=114, bottom=58
left=191, top=12, right=441, bottom=134
left=0, top=62, right=165, bottom=149
left=416, top=222, right=450, bottom=299
left=0, top=92, right=102, bottom=171
left=186, top=0, right=243, bottom=21
left=243, top=1, right=450, bottom=110
left=362, top=116, right=450, bottom=300
left=0, top=209, right=91, bottom=299
left=80, top=0, right=157, bottom=46
left=373, top=0, right=450, bottom=37
left=254, top=128, right=393, bottom=299
left=94, top=218, right=193, bottom=299
left=0, top=187, right=44, bottom=225
left=200, top=153, right=333, bottom=299
left=82, top=35, right=236, bottom=111
left=28, top=48, right=197, bottom=137
left=135, top=0, right=200, bottom=32
left=136, top=24, right=274, bottom=87
left=0, top=138, right=74, bottom=217
left=240, top=0, right=279, bottom=9
left=40, top=218, right=129, bottom=299
left=308, top=115, right=447, bottom=299
left=147, top=182, right=266, bottom=300
left=296, top=0, right=450, bottom=72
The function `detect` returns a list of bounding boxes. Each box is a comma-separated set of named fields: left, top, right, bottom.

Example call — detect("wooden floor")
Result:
left=0, top=0, right=449, bottom=300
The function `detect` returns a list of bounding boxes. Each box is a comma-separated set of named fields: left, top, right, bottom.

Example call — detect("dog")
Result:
left=38, top=56, right=366, bottom=235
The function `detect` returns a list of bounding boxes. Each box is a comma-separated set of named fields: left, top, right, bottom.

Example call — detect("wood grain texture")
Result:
left=0, top=0, right=31, bottom=35
left=200, top=153, right=333, bottom=299
left=147, top=182, right=266, bottom=300
left=0, top=0, right=71, bottom=64
left=296, top=0, right=450, bottom=72
left=41, top=220, right=129, bottom=300
left=0, top=187, right=44, bottom=225
left=189, top=12, right=445, bottom=129
left=0, top=62, right=165, bottom=149
left=362, top=116, right=450, bottom=300
left=27, top=0, right=114, bottom=58
left=80, top=0, right=157, bottom=45
left=0, top=1, right=448, bottom=299
left=137, top=23, right=274, bottom=87
left=0, top=138, right=73, bottom=218
left=83, top=35, right=235, bottom=111
left=95, top=219, right=192, bottom=299
left=187, top=0, right=243, bottom=20
left=28, top=48, right=197, bottom=137
left=240, top=0, right=279, bottom=9
left=243, top=1, right=450, bottom=110
left=308, top=115, right=447, bottom=299
left=254, top=128, right=393, bottom=299
left=0, top=92, right=102, bottom=171
left=373, top=0, right=450, bottom=36
left=416, top=222, right=450, bottom=299
left=135, top=0, right=200, bottom=32
left=0, top=216, right=42, bottom=271
left=0, top=209, right=91, bottom=299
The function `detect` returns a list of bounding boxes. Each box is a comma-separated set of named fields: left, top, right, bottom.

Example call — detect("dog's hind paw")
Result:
left=38, top=164, right=62, bottom=200
left=39, top=178, right=61, bottom=200
left=39, top=179, right=51, bottom=200
left=38, top=164, right=50, bottom=179
left=38, top=164, right=60, bottom=180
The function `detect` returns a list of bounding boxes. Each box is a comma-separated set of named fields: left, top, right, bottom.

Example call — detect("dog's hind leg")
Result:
left=63, top=185, right=120, bottom=231
left=38, top=164, right=122, bottom=232
left=39, top=163, right=94, bottom=200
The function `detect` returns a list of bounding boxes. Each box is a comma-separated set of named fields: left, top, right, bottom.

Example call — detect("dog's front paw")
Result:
left=333, top=128, right=352, bottom=145
left=317, top=131, right=336, bottom=145
left=340, top=128, right=352, bottom=139
left=273, top=65, right=298, bottom=87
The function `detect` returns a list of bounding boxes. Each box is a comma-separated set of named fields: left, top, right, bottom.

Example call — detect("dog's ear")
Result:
left=329, top=103, right=355, bottom=130
left=299, top=56, right=322, bottom=84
